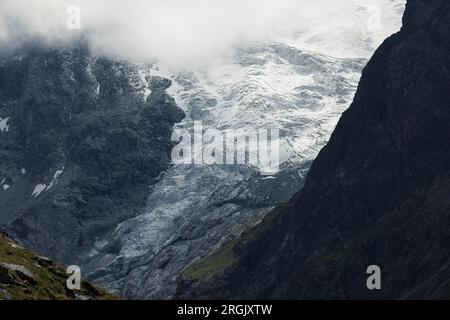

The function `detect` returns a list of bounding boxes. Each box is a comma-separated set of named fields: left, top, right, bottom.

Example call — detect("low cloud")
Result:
left=0, top=0, right=405, bottom=67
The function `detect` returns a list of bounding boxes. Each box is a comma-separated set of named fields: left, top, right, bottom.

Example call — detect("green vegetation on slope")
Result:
left=181, top=203, right=290, bottom=285
left=182, top=238, right=239, bottom=284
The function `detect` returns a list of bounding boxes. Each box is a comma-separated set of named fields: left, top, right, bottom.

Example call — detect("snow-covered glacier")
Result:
left=85, top=0, right=406, bottom=298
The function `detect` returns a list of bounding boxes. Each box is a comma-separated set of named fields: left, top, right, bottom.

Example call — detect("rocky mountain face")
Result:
left=0, top=44, right=184, bottom=267
left=177, top=0, right=450, bottom=299
left=0, top=228, right=116, bottom=300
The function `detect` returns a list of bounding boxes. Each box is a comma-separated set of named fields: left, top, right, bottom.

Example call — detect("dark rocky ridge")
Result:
left=177, top=0, right=450, bottom=299
left=0, top=44, right=184, bottom=266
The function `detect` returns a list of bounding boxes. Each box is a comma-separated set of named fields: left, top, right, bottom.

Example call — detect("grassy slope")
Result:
left=181, top=204, right=289, bottom=284
left=0, top=232, right=117, bottom=300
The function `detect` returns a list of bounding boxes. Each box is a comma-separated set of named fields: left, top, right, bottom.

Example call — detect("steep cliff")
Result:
left=177, top=0, right=450, bottom=299
left=0, top=44, right=184, bottom=266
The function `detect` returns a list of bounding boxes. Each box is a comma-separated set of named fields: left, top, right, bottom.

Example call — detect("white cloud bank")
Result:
left=0, top=0, right=405, bottom=67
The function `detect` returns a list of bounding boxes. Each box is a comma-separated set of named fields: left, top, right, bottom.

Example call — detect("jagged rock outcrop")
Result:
left=177, top=0, right=450, bottom=299
left=0, top=44, right=184, bottom=266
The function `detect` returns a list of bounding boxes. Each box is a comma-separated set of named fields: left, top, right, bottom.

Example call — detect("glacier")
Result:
left=85, top=0, right=406, bottom=299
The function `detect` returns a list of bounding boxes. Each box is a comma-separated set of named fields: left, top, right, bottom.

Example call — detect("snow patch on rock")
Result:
left=32, top=184, right=47, bottom=197
left=0, top=117, right=9, bottom=132
left=31, top=168, right=64, bottom=197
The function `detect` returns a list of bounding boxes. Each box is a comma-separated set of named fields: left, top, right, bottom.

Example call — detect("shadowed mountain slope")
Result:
left=177, top=0, right=450, bottom=299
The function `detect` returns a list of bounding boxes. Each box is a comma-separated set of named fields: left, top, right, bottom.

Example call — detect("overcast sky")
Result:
left=0, top=0, right=405, bottom=67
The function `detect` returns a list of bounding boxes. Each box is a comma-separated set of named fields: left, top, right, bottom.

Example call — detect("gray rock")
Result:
left=0, top=263, right=36, bottom=285
left=0, top=264, right=14, bottom=284
left=32, top=256, right=54, bottom=268
left=74, top=293, right=92, bottom=301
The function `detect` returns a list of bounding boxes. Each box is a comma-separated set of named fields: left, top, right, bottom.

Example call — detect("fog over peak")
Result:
left=0, top=0, right=405, bottom=67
